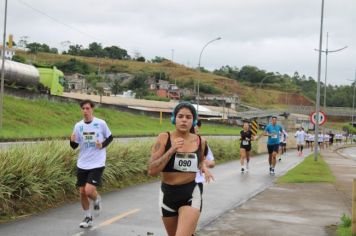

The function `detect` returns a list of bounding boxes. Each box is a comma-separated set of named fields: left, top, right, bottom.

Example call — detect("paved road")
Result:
left=339, top=146, right=356, bottom=160
left=0, top=150, right=307, bottom=236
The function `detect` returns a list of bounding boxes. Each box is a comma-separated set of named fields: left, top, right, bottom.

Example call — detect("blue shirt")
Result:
left=265, top=124, right=283, bottom=145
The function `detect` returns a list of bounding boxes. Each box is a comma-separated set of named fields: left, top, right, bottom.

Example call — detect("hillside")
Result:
left=0, top=95, right=239, bottom=141
left=16, top=51, right=313, bottom=109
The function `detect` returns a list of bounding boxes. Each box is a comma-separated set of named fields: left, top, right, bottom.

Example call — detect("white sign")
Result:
left=310, top=111, right=327, bottom=126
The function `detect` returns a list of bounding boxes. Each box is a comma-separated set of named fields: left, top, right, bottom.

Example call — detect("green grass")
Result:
left=336, top=214, right=352, bottom=236
left=1, top=95, right=240, bottom=140
left=278, top=153, right=335, bottom=183
left=0, top=138, right=248, bottom=221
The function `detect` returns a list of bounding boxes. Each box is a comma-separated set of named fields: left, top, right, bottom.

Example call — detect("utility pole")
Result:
left=0, top=0, right=8, bottom=129
left=315, top=32, right=347, bottom=138
left=314, top=0, right=325, bottom=161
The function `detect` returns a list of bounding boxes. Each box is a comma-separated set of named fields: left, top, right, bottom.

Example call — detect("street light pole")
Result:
left=314, top=0, right=325, bottom=162
left=347, top=73, right=356, bottom=125
left=258, top=74, right=276, bottom=106
left=315, top=32, right=347, bottom=114
left=0, top=0, right=8, bottom=129
left=197, top=37, right=221, bottom=115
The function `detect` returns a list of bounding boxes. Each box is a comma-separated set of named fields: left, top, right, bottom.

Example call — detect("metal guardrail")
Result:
left=287, top=105, right=353, bottom=117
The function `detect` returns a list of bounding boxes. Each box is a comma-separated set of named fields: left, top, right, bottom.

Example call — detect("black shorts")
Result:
left=76, top=166, right=105, bottom=187
left=159, top=181, right=203, bottom=217
left=306, top=140, right=310, bottom=144
left=240, top=145, right=251, bottom=152
left=267, top=144, right=280, bottom=154
left=281, top=143, right=287, bottom=147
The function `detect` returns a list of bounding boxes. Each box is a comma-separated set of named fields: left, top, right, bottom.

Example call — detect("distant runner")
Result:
left=279, top=129, right=288, bottom=161
left=263, top=116, right=283, bottom=175
left=240, top=121, right=255, bottom=173
left=294, top=127, right=306, bottom=156
left=70, top=99, right=113, bottom=228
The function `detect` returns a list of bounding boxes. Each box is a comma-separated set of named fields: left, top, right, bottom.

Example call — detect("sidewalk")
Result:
left=198, top=148, right=356, bottom=236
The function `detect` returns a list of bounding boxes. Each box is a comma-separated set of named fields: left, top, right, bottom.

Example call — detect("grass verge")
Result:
left=0, top=138, right=248, bottom=222
left=1, top=95, right=240, bottom=140
left=278, top=153, right=335, bottom=183
left=336, top=214, right=352, bottom=236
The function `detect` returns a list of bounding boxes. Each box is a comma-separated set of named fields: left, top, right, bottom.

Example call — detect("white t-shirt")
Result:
left=73, top=117, right=112, bottom=169
left=317, top=134, right=324, bottom=143
left=295, top=130, right=306, bottom=143
left=195, top=145, right=214, bottom=183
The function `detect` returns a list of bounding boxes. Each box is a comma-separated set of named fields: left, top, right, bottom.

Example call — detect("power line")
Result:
left=16, top=0, right=102, bottom=42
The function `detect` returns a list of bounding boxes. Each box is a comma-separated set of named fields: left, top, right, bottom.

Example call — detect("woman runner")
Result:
left=148, top=102, right=214, bottom=236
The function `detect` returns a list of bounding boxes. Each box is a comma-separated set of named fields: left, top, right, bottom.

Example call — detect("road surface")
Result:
left=0, top=150, right=307, bottom=236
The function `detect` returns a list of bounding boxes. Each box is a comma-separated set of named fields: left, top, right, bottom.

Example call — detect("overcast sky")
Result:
left=2, top=0, right=356, bottom=85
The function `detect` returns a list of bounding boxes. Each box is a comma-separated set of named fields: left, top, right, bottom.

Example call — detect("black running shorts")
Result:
left=240, top=145, right=251, bottom=152
left=76, top=166, right=105, bottom=187
left=267, top=144, right=280, bottom=154
left=159, top=180, right=203, bottom=217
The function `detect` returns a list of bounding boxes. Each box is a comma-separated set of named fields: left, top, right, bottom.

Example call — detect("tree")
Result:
left=12, top=55, right=26, bottom=63
left=136, top=56, right=146, bottom=62
left=104, top=46, right=130, bottom=60
left=110, top=80, right=121, bottom=95
left=67, top=44, right=83, bottom=55
left=54, top=58, right=92, bottom=74
left=151, top=56, right=167, bottom=63
left=26, top=42, right=42, bottom=53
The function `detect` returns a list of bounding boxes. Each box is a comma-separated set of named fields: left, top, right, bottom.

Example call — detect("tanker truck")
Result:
left=0, top=59, right=64, bottom=95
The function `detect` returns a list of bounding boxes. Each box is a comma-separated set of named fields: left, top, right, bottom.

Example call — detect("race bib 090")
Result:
left=173, top=152, right=198, bottom=172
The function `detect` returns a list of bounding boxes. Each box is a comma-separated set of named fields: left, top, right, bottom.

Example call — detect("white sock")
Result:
left=84, top=210, right=91, bottom=218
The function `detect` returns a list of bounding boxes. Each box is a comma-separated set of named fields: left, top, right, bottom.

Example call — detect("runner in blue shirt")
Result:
left=263, top=116, right=283, bottom=174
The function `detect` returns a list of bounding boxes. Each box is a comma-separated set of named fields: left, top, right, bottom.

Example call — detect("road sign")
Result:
left=310, top=111, right=327, bottom=126
left=250, top=120, right=258, bottom=136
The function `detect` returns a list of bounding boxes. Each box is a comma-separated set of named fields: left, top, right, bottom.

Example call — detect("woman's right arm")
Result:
left=148, top=133, right=178, bottom=176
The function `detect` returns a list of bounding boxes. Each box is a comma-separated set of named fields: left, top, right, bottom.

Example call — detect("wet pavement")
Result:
left=198, top=147, right=356, bottom=236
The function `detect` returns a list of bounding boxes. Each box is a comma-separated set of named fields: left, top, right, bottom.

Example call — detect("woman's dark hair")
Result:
left=80, top=99, right=95, bottom=108
left=172, top=102, right=197, bottom=123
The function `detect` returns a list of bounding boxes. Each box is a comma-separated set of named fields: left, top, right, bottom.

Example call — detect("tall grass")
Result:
left=0, top=138, right=248, bottom=221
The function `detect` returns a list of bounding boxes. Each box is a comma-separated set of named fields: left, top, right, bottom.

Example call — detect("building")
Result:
left=0, top=45, right=16, bottom=60
left=148, top=78, right=181, bottom=100
left=66, top=73, right=87, bottom=93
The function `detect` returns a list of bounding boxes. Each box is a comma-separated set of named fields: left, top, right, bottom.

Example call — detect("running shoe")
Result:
left=241, top=167, right=245, bottom=173
left=278, top=158, right=281, bottom=162
left=79, top=216, right=93, bottom=228
left=271, top=168, right=275, bottom=175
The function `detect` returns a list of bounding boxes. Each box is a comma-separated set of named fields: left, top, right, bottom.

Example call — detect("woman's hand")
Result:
left=171, top=137, right=184, bottom=151
left=202, top=167, right=214, bottom=183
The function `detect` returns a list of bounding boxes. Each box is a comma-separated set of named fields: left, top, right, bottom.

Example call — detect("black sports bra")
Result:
left=162, top=132, right=202, bottom=173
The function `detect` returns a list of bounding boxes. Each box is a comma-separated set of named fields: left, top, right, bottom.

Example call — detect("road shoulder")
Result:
left=198, top=148, right=354, bottom=236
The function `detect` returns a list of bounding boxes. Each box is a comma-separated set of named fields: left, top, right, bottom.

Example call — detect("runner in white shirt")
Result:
left=294, top=127, right=306, bottom=156
left=309, top=133, right=315, bottom=151
left=193, top=120, right=215, bottom=183
left=317, top=132, right=324, bottom=150
left=70, top=100, right=113, bottom=228
left=279, top=129, right=288, bottom=161
left=323, top=133, right=330, bottom=149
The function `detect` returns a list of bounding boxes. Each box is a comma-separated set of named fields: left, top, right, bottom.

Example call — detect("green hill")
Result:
left=1, top=95, right=239, bottom=141
left=16, top=51, right=313, bottom=109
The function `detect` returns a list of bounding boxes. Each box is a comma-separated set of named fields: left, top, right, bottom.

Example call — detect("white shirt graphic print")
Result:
left=73, top=117, right=112, bottom=170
